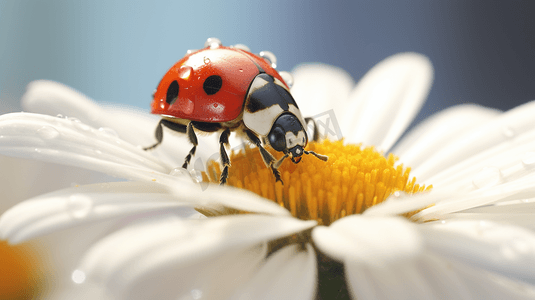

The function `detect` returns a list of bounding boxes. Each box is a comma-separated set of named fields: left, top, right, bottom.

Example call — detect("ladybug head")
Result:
left=267, top=113, right=308, bottom=163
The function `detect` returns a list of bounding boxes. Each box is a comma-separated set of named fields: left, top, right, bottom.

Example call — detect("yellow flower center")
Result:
left=205, top=140, right=431, bottom=225
left=0, top=241, right=42, bottom=299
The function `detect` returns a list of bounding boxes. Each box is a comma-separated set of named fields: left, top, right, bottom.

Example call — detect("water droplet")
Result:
left=441, top=220, right=446, bottom=224
left=68, top=117, right=81, bottom=123
left=259, top=51, right=277, bottom=69
left=179, top=65, right=193, bottom=79
left=203, top=57, right=211, bottom=64
left=186, top=49, right=198, bottom=55
left=389, top=191, right=408, bottom=201
left=37, top=126, right=60, bottom=139
left=204, top=37, right=222, bottom=49
left=472, top=167, right=502, bottom=189
left=502, top=126, right=515, bottom=138
left=191, top=169, right=203, bottom=183
left=191, top=289, right=203, bottom=299
left=98, top=127, right=119, bottom=138
left=279, top=71, right=294, bottom=88
left=232, top=44, right=251, bottom=52
left=169, top=167, right=189, bottom=177
left=56, top=114, right=64, bottom=118
left=74, top=121, right=91, bottom=132
left=66, top=194, right=93, bottom=219
left=522, top=152, right=535, bottom=168
left=72, top=270, right=86, bottom=284
left=34, top=148, right=42, bottom=154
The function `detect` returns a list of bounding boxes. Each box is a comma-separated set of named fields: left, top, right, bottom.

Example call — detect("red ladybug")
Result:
left=145, top=38, right=327, bottom=184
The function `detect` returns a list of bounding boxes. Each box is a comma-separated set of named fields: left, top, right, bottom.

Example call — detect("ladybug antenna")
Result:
left=304, top=150, right=329, bottom=162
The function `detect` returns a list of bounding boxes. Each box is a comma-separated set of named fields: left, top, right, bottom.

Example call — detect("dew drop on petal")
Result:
left=37, top=126, right=60, bottom=140
left=74, top=121, right=92, bottom=132
left=279, top=71, right=294, bottom=88
left=190, top=289, right=203, bottom=299
left=389, top=190, right=408, bottom=201
left=169, top=167, right=189, bottom=177
left=66, top=194, right=93, bottom=219
left=521, top=152, right=535, bottom=168
left=502, top=126, right=515, bottom=139
left=204, top=37, right=222, bottom=49
left=472, top=166, right=502, bottom=189
left=71, top=269, right=86, bottom=284
left=68, top=117, right=81, bottom=124
left=98, top=127, right=119, bottom=138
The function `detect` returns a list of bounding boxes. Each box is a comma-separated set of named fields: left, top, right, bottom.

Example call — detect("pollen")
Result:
left=0, top=241, right=42, bottom=299
left=205, top=140, right=431, bottom=225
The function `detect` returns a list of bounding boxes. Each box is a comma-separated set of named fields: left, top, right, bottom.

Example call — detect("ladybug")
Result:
left=145, top=38, right=328, bottom=184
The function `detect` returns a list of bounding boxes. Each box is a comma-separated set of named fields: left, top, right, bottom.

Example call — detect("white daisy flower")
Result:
left=2, top=51, right=535, bottom=300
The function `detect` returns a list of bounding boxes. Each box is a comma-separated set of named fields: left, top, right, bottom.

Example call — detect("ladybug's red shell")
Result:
left=151, top=46, right=288, bottom=123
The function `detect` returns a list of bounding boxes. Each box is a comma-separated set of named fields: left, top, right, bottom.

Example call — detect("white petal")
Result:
left=77, top=215, right=315, bottom=299
left=312, top=215, right=422, bottom=266
left=0, top=155, right=111, bottom=210
left=0, top=182, right=196, bottom=244
left=416, top=174, right=535, bottom=220
left=413, top=100, right=535, bottom=182
left=291, top=64, right=354, bottom=139
left=169, top=183, right=292, bottom=217
left=342, top=53, right=433, bottom=151
left=231, top=244, right=317, bottom=300
left=422, top=128, right=535, bottom=192
left=444, top=258, right=535, bottom=300
left=421, top=219, right=535, bottom=285
left=393, top=104, right=500, bottom=169
left=20, top=80, right=219, bottom=168
left=363, top=190, right=440, bottom=217
left=0, top=112, right=171, bottom=180
left=345, top=255, right=439, bottom=300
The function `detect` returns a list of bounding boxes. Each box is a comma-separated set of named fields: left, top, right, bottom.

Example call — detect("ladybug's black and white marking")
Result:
left=145, top=38, right=327, bottom=184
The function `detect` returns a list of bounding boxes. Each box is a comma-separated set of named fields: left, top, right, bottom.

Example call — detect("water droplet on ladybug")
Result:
left=178, top=65, right=193, bottom=79
left=203, top=57, right=211, bottom=64
left=204, top=37, right=222, bottom=49
left=186, top=49, right=198, bottom=55
left=239, top=69, right=243, bottom=72
left=259, top=51, right=277, bottom=68
left=178, top=98, right=195, bottom=115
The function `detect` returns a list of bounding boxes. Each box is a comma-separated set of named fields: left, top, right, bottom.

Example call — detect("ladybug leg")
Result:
left=304, top=117, right=320, bottom=142
left=144, top=119, right=187, bottom=150
left=245, top=129, right=283, bottom=183
left=182, top=122, right=198, bottom=169
left=143, top=119, right=164, bottom=150
left=218, top=128, right=231, bottom=185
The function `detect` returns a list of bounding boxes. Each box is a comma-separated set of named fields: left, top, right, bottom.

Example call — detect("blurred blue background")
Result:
left=1, top=1, right=535, bottom=128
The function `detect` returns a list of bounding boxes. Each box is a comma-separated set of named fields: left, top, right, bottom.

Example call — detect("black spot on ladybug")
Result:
left=166, top=80, right=179, bottom=105
left=203, top=75, right=223, bottom=95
